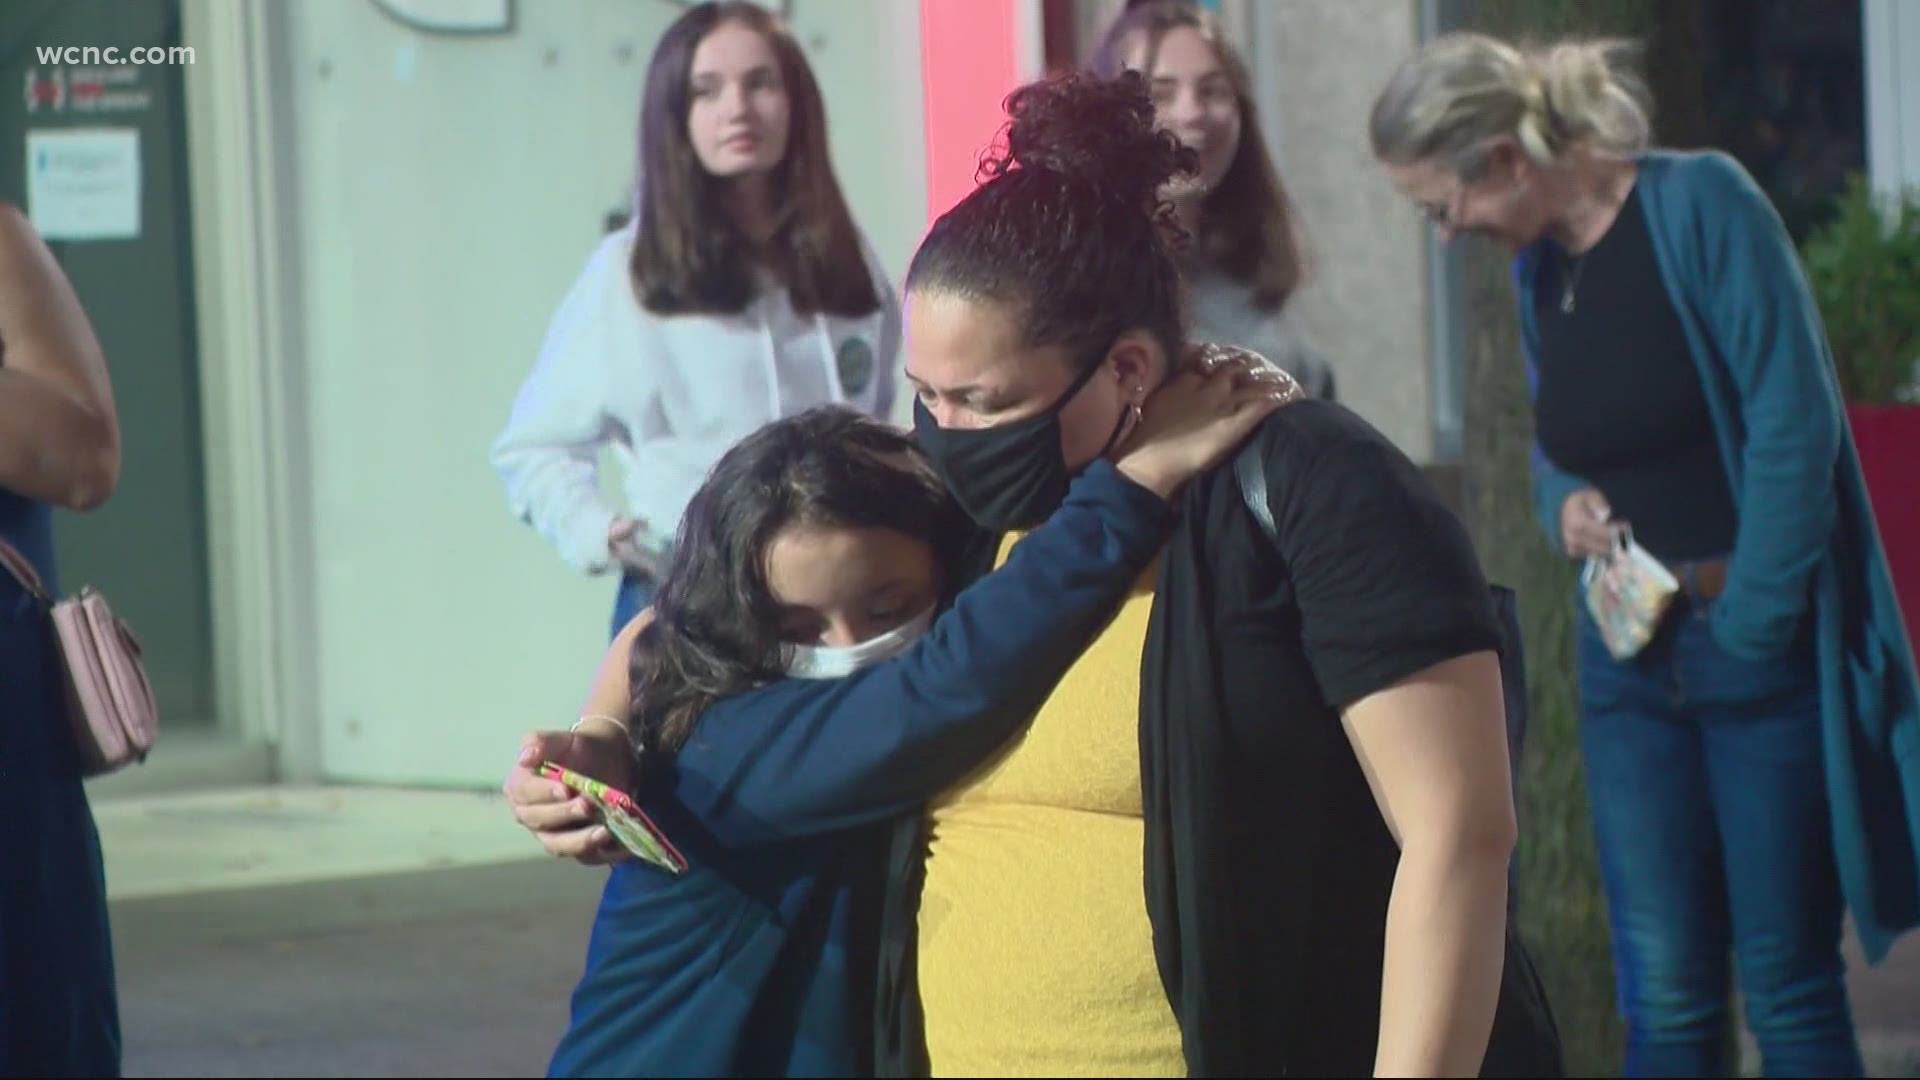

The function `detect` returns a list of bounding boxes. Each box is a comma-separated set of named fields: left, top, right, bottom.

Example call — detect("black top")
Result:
left=876, top=403, right=1564, bottom=1077
left=1532, top=184, right=1738, bottom=563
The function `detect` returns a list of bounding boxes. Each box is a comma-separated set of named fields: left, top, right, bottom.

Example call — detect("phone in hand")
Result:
left=540, top=761, right=688, bottom=875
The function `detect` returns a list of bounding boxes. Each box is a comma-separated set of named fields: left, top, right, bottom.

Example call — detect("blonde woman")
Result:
left=1372, top=30, right=1919, bottom=1078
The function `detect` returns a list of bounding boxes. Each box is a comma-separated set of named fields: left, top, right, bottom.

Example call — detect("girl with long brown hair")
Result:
left=491, top=2, right=901, bottom=639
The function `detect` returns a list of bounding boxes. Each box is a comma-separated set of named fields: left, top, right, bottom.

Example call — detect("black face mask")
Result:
left=913, top=354, right=1130, bottom=532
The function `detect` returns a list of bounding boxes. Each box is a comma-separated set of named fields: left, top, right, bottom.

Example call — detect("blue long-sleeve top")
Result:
left=547, top=459, right=1171, bottom=1078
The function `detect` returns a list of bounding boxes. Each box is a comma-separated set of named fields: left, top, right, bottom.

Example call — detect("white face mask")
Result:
left=783, top=606, right=937, bottom=680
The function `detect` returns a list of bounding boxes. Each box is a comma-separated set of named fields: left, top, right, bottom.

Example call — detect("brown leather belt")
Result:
left=1676, top=559, right=1728, bottom=605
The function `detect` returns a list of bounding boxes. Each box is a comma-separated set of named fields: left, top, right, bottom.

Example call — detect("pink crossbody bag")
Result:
left=0, top=539, right=157, bottom=775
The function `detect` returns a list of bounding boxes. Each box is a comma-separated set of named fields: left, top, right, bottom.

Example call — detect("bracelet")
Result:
left=571, top=713, right=631, bottom=737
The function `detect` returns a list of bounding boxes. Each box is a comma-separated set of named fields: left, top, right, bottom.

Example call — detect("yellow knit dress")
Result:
left=916, top=532, right=1184, bottom=1078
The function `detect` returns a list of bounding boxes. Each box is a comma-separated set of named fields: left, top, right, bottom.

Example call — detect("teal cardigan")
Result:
left=1515, top=149, right=1920, bottom=963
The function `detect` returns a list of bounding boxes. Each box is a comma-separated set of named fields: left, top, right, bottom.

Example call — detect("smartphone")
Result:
left=540, top=761, right=688, bottom=875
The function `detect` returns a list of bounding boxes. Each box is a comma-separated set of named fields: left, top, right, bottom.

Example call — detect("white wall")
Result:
left=276, top=0, right=927, bottom=786
left=1866, top=0, right=1920, bottom=195
left=1246, top=0, right=1434, bottom=462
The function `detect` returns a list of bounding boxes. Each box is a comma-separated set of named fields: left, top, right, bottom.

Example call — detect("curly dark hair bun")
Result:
left=907, top=70, right=1196, bottom=367
left=987, top=69, right=1197, bottom=210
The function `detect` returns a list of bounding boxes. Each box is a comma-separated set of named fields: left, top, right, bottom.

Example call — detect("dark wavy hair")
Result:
left=628, top=2, right=880, bottom=318
left=1091, top=0, right=1307, bottom=311
left=628, top=407, right=967, bottom=757
left=905, top=70, right=1197, bottom=372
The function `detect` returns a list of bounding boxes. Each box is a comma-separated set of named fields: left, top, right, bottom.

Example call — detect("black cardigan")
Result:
left=876, top=412, right=1564, bottom=1077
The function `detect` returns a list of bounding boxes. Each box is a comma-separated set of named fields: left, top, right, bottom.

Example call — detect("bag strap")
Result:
left=1233, top=440, right=1277, bottom=542
left=0, top=538, right=49, bottom=601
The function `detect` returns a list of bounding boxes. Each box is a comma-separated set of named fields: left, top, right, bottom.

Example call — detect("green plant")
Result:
left=1800, top=174, right=1920, bottom=405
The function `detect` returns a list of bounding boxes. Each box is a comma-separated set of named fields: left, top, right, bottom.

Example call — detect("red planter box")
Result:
left=1848, top=403, right=1920, bottom=653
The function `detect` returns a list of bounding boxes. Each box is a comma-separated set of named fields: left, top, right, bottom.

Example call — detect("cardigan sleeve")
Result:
left=660, top=459, right=1172, bottom=845
left=1686, top=153, right=1843, bottom=659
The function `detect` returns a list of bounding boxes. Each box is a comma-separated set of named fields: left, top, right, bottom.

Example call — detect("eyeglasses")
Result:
left=1418, top=184, right=1464, bottom=228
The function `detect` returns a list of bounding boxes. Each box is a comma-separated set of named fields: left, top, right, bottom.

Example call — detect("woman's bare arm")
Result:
left=1344, top=651, right=1516, bottom=1077
left=0, top=204, right=120, bottom=510
left=579, top=609, right=649, bottom=728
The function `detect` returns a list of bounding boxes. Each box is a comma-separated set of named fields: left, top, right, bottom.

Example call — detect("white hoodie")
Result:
left=489, top=223, right=902, bottom=575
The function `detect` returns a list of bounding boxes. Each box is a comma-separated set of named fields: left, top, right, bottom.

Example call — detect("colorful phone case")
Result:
left=540, top=761, right=688, bottom=875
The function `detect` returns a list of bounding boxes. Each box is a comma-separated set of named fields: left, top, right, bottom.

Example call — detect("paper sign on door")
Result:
left=26, top=127, right=141, bottom=242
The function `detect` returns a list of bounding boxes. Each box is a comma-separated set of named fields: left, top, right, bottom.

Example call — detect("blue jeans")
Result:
left=1575, top=596, right=1863, bottom=1077
left=610, top=573, right=656, bottom=643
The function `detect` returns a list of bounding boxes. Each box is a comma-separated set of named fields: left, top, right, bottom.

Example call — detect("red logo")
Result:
left=23, top=67, right=65, bottom=113
left=69, top=75, right=105, bottom=106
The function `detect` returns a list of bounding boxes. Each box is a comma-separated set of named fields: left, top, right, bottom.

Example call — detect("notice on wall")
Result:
left=25, top=127, right=142, bottom=241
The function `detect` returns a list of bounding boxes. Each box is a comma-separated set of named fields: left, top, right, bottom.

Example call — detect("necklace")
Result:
left=1559, top=175, right=1628, bottom=314
left=1559, top=249, right=1588, bottom=315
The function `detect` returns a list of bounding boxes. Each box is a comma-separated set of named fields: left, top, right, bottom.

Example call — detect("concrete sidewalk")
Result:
left=94, top=785, right=1920, bottom=1077
left=1814, top=931, right=1920, bottom=1077
left=114, top=859, right=604, bottom=1077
